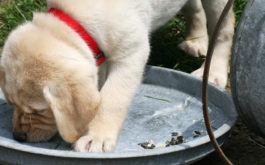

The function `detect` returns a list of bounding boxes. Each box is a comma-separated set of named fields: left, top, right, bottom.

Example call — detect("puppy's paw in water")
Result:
left=74, top=126, right=117, bottom=152
left=74, top=135, right=116, bottom=152
left=178, top=39, right=208, bottom=57
left=191, top=67, right=227, bottom=88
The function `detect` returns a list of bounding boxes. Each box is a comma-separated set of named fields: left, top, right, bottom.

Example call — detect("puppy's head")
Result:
left=0, top=19, right=100, bottom=143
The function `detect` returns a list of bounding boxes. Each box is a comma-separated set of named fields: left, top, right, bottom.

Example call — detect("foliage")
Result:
left=234, top=0, right=248, bottom=26
left=149, top=14, right=205, bottom=73
left=0, top=0, right=47, bottom=46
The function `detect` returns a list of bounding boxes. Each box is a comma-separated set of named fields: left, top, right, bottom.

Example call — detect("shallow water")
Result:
left=0, top=83, right=228, bottom=153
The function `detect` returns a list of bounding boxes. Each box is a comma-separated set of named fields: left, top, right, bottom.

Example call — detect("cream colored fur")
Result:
left=0, top=0, right=234, bottom=152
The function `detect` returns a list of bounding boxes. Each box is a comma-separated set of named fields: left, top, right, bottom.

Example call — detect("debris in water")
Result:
left=193, top=131, right=201, bottom=138
left=138, top=140, right=156, bottom=149
left=171, top=132, right=179, bottom=136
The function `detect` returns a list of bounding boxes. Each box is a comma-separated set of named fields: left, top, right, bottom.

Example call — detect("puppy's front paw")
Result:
left=74, top=123, right=117, bottom=152
left=178, top=39, right=208, bottom=57
left=74, top=134, right=116, bottom=152
left=192, top=67, right=227, bottom=88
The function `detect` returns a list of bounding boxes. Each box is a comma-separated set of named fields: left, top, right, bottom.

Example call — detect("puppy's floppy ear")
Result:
left=43, top=81, right=101, bottom=143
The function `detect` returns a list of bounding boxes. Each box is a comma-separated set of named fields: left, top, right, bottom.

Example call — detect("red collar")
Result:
left=47, top=8, right=105, bottom=66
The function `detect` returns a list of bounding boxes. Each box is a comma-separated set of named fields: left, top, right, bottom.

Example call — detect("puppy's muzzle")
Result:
left=13, top=132, right=27, bottom=142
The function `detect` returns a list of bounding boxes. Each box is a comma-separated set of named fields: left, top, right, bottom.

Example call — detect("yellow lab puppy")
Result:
left=0, top=0, right=234, bottom=152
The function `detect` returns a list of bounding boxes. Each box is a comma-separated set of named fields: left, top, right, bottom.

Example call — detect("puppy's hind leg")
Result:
left=179, top=0, right=208, bottom=57
left=192, top=0, right=235, bottom=88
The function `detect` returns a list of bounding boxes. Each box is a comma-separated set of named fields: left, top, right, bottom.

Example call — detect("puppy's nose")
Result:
left=13, top=132, right=27, bottom=142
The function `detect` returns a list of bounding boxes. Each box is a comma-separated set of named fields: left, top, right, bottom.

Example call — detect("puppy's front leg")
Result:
left=75, top=41, right=150, bottom=152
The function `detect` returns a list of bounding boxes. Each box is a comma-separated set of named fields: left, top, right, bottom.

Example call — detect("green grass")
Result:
left=144, top=96, right=171, bottom=103
left=234, top=0, right=249, bottom=26
left=149, top=14, right=205, bottom=73
left=0, top=0, right=248, bottom=72
left=0, top=0, right=47, bottom=46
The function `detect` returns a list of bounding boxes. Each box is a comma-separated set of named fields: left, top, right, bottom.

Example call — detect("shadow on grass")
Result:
left=148, top=15, right=204, bottom=73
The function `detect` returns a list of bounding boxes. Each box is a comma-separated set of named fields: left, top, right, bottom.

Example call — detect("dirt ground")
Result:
left=193, top=83, right=265, bottom=165
left=193, top=119, right=265, bottom=165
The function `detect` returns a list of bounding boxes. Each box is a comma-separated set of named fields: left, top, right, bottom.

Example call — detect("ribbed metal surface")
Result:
left=231, top=0, right=265, bottom=137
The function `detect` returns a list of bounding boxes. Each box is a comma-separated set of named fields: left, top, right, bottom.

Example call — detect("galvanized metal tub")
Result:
left=0, top=66, right=237, bottom=165
left=231, top=0, right=265, bottom=137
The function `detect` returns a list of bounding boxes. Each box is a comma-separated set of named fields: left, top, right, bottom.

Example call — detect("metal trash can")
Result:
left=231, top=0, right=265, bottom=137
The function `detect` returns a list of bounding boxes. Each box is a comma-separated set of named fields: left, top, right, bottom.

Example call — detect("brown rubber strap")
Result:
left=202, top=0, right=235, bottom=165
